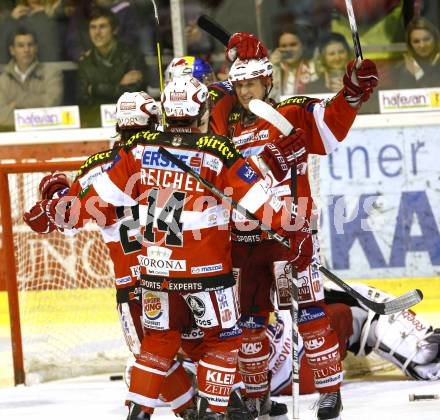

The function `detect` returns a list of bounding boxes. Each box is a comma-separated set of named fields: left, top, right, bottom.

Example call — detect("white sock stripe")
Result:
left=126, top=391, right=158, bottom=408
left=238, top=354, right=269, bottom=363
left=168, top=386, right=194, bottom=410
left=306, top=343, right=339, bottom=358
left=199, top=360, right=236, bottom=373
left=166, top=360, right=181, bottom=376
left=133, top=362, right=167, bottom=376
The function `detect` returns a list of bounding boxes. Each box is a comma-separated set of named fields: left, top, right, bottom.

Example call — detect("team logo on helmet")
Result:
left=116, top=91, right=158, bottom=128
left=170, top=91, right=187, bottom=102
left=172, top=135, right=183, bottom=146
left=165, top=56, right=215, bottom=84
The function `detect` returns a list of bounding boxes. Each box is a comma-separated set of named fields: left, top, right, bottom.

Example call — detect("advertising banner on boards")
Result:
left=317, top=124, right=440, bottom=279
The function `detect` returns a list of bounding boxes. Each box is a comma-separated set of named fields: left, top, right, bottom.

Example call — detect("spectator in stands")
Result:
left=0, top=0, right=63, bottom=63
left=65, top=0, right=141, bottom=61
left=306, top=32, right=351, bottom=94
left=393, top=16, right=440, bottom=89
left=331, top=0, right=405, bottom=61
left=269, top=25, right=318, bottom=100
left=76, top=6, right=146, bottom=105
left=0, top=27, right=63, bottom=128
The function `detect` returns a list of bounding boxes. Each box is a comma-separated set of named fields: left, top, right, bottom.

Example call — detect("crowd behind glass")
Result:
left=0, top=0, right=439, bottom=130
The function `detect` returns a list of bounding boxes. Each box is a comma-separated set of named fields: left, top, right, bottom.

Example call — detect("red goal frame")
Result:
left=0, top=161, right=83, bottom=385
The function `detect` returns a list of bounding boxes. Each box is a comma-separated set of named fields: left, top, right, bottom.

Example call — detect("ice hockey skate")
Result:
left=126, top=402, right=150, bottom=420
left=197, top=396, right=226, bottom=419
left=226, top=389, right=254, bottom=419
left=316, top=390, right=342, bottom=420
left=269, top=400, right=288, bottom=418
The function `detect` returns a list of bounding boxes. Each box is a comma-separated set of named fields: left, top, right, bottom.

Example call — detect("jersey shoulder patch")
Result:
left=76, top=148, right=120, bottom=178
left=124, top=129, right=164, bottom=148
left=195, top=134, right=240, bottom=167
left=275, top=96, right=314, bottom=109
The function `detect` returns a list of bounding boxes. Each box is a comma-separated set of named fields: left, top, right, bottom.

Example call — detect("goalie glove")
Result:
left=259, top=128, right=307, bottom=182
left=343, top=58, right=378, bottom=108
left=39, top=172, right=70, bottom=199
left=226, top=32, right=268, bottom=62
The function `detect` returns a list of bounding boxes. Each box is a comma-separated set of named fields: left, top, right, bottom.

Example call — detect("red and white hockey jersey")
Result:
left=64, top=147, right=143, bottom=303
left=61, top=130, right=288, bottom=292
left=209, top=82, right=357, bottom=219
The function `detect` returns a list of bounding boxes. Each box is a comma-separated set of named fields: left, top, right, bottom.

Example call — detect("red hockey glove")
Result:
left=259, top=128, right=307, bottom=182
left=343, top=58, right=378, bottom=108
left=23, top=200, right=56, bottom=234
left=226, top=32, right=268, bottom=62
left=288, top=225, right=313, bottom=272
left=39, top=172, right=70, bottom=200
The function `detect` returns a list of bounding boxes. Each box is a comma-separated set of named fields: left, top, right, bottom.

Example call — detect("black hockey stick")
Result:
left=345, top=0, right=363, bottom=60
left=197, top=14, right=230, bottom=46
left=288, top=143, right=300, bottom=420
left=158, top=147, right=423, bottom=316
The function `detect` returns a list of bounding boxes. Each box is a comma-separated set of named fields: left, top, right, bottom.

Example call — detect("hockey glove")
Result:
left=226, top=32, right=268, bottom=62
left=259, top=128, right=307, bottom=182
left=343, top=58, right=378, bottom=108
left=23, top=200, right=56, bottom=234
left=288, top=224, right=313, bottom=272
left=39, top=172, right=70, bottom=199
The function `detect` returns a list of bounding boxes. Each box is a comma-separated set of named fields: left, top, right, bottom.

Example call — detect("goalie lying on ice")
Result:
left=267, top=282, right=440, bottom=396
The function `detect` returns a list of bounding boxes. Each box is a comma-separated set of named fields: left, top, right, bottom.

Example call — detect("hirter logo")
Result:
left=170, top=91, right=187, bottom=101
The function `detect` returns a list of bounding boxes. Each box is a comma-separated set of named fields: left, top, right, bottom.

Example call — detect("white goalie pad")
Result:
left=342, top=283, right=439, bottom=379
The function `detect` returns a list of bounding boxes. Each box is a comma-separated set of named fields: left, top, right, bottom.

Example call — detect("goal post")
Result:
left=0, top=160, right=129, bottom=385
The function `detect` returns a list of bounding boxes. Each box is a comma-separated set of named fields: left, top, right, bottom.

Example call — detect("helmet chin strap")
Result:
left=263, top=77, right=273, bottom=101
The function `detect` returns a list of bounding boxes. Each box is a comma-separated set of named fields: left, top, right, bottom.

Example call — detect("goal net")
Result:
left=3, top=162, right=130, bottom=384
left=3, top=156, right=391, bottom=385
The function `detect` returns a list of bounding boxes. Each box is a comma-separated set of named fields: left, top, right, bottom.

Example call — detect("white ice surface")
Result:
left=0, top=374, right=439, bottom=420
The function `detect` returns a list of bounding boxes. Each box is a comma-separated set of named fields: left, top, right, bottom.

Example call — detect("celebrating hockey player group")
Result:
left=23, top=29, right=431, bottom=420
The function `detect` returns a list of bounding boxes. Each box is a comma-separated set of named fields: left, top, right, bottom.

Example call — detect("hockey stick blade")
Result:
left=344, top=0, right=363, bottom=60
left=197, top=14, right=230, bottom=46
left=320, top=266, right=423, bottom=315
left=249, top=99, right=295, bottom=136
left=380, top=289, right=424, bottom=315
left=158, top=147, right=424, bottom=315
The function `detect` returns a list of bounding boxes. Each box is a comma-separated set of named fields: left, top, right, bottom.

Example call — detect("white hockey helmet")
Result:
left=116, top=91, right=159, bottom=128
left=161, top=75, right=209, bottom=120
left=228, top=57, right=273, bottom=83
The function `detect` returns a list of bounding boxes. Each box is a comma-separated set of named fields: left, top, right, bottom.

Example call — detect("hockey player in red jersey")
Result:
left=24, top=92, right=205, bottom=419
left=24, top=75, right=307, bottom=419
left=203, top=32, right=379, bottom=420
